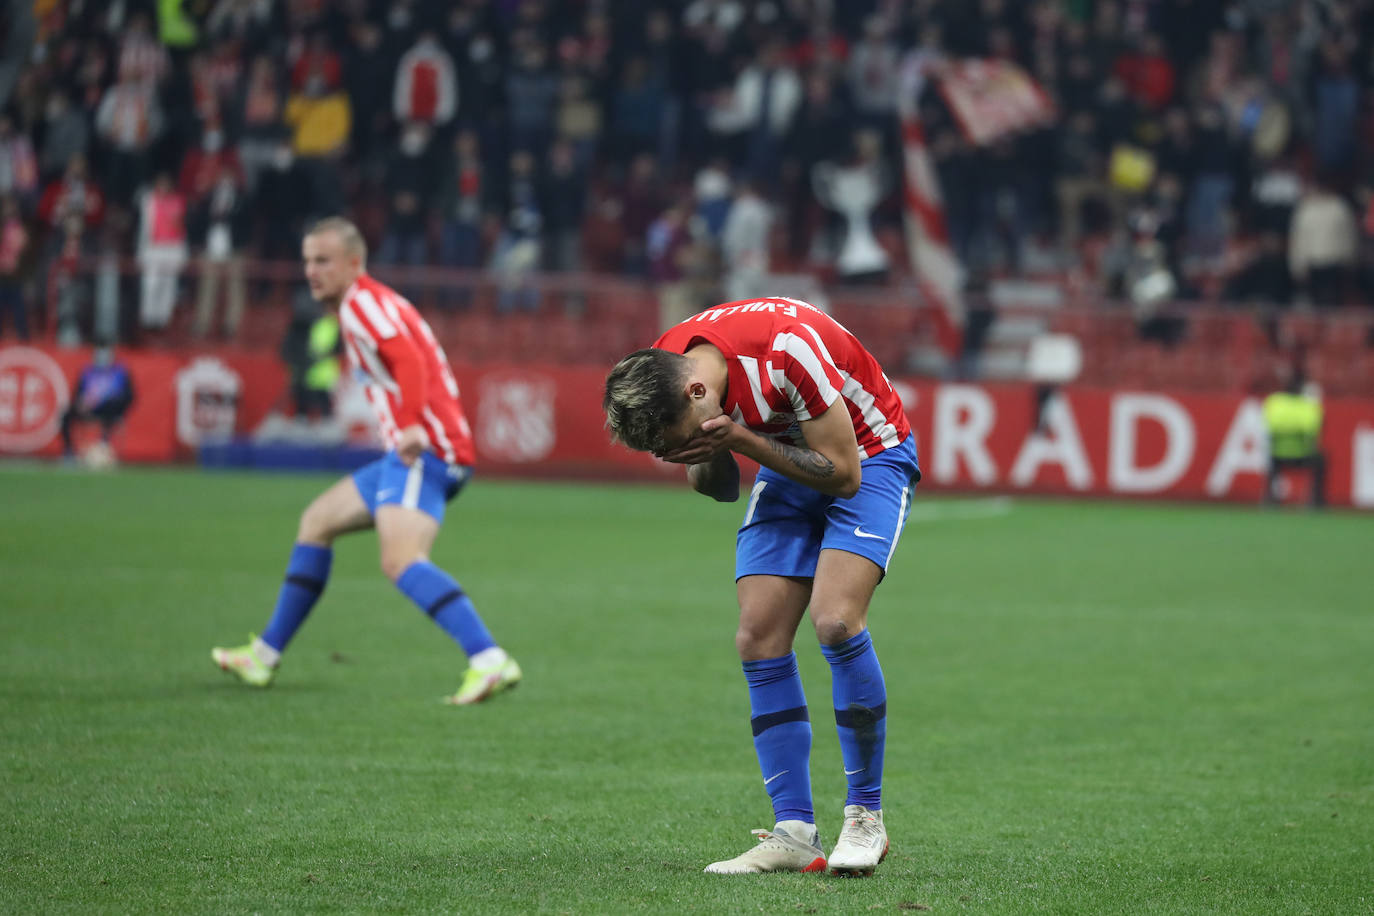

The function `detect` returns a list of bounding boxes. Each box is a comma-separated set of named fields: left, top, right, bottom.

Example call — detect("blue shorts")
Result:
left=736, top=436, right=920, bottom=580
left=351, top=451, right=471, bottom=525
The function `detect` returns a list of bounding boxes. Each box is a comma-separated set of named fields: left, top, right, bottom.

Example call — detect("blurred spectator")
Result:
left=344, top=21, right=392, bottom=161
left=709, top=39, right=802, bottom=187
left=647, top=200, right=696, bottom=330
left=283, top=49, right=351, bottom=217
left=693, top=159, right=733, bottom=240
left=189, top=162, right=250, bottom=339
left=178, top=120, right=244, bottom=202
left=543, top=140, right=587, bottom=275
left=847, top=15, right=900, bottom=128
left=38, top=155, right=104, bottom=231
left=1109, top=210, right=1184, bottom=346
left=60, top=345, right=134, bottom=461
left=117, top=12, right=169, bottom=89
left=721, top=181, right=772, bottom=301
left=621, top=153, right=665, bottom=275
left=281, top=291, right=340, bottom=421
left=610, top=56, right=667, bottom=161
left=235, top=55, right=288, bottom=190
left=1056, top=111, right=1109, bottom=256
left=1289, top=175, right=1358, bottom=308
left=0, top=113, right=39, bottom=210
left=95, top=77, right=163, bottom=206
left=1311, top=40, right=1358, bottom=175
left=491, top=150, right=542, bottom=312
left=506, top=38, right=559, bottom=153
left=1184, top=104, right=1236, bottom=261
left=38, top=92, right=89, bottom=182
left=377, top=122, right=436, bottom=267
left=136, top=173, right=188, bottom=330
left=556, top=75, right=602, bottom=168
left=205, top=0, right=277, bottom=46
left=1223, top=231, right=1292, bottom=306
left=1250, top=155, right=1303, bottom=235
left=1114, top=33, right=1175, bottom=111
left=48, top=213, right=90, bottom=347
left=581, top=189, right=627, bottom=274
left=0, top=196, right=29, bottom=339
left=289, top=33, right=341, bottom=94
left=393, top=30, right=457, bottom=129
left=437, top=128, right=487, bottom=274
left=1263, top=372, right=1325, bottom=508
left=6, top=0, right=1374, bottom=324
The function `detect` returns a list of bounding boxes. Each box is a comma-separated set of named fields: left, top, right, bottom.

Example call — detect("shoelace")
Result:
left=839, top=814, right=882, bottom=846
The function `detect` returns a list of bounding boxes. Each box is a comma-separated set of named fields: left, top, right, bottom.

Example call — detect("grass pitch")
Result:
left=1, top=465, right=1370, bottom=914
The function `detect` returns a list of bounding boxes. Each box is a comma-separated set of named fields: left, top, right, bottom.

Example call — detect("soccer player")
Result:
left=604, top=297, right=918, bottom=877
left=211, top=217, right=521, bottom=704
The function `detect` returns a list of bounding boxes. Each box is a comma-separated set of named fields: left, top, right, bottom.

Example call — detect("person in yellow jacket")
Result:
left=1262, top=374, right=1325, bottom=507
left=284, top=46, right=351, bottom=215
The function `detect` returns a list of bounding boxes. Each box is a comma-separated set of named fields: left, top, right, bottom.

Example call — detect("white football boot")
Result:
left=704, top=820, right=827, bottom=874
left=827, top=805, right=888, bottom=876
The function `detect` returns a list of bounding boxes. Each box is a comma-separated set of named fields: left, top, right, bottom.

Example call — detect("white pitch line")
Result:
left=905, top=496, right=1014, bottom=523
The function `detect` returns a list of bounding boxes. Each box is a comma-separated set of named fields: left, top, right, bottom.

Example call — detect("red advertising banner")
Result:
left=4, top=344, right=1372, bottom=508
left=0, top=344, right=286, bottom=462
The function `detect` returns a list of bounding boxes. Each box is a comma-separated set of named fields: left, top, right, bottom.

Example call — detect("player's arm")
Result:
left=686, top=450, right=740, bottom=502
left=662, top=403, right=861, bottom=498
left=374, top=333, right=432, bottom=464
left=342, top=302, right=432, bottom=464
left=732, top=402, right=861, bottom=498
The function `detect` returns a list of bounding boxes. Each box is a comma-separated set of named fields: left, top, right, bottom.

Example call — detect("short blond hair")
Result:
left=306, top=216, right=368, bottom=265
left=603, top=348, right=693, bottom=452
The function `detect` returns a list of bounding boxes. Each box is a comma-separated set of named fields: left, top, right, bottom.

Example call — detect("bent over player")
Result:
left=212, top=218, right=521, bottom=704
left=604, top=297, right=919, bottom=877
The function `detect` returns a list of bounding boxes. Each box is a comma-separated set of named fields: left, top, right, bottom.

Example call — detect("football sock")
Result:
left=260, top=543, right=332, bottom=653
left=396, top=561, right=497, bottom=658
left=821, top=629, right=886, bottom=810
left=743, top=652, right=814, bottom=825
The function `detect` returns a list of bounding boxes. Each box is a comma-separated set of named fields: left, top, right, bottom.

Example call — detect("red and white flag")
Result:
left=937, top=59, right=1056, bottom=146
left=898, top=54, right=966, bottom=352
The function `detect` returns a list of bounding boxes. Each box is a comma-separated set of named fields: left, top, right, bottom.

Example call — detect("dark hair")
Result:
left=603, top=348, right=691, bottom=452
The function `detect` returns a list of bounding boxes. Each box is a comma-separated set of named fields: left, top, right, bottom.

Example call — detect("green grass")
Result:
left=1, top=465, right=1371, bottom=915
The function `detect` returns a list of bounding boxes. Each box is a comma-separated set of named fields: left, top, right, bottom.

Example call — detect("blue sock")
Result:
left=261, top=543, right=332, bottom=652
left=744, top=652, right=814, bottom=825
left=396, top=561, right=496, bottom=658
left=820, top=629, right=886, bottom=810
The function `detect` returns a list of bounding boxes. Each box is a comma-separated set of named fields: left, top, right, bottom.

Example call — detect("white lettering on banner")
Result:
left=1353, top=426, right=1374, bottom=508
left=1108, top=393, right=1195, bottom=492
left=0, top=347, right=70, bottom=453
left=1205, top=400, right=1268, bottom=496
left=175, top=357, right=242, bottom=446
left=933, top=385, right=997, bottom=485
left=1010, top=394, right=1093, bottom=489
left=890, top=381, right=921, bottom=461
left=476, top=372, right=555, bottom=463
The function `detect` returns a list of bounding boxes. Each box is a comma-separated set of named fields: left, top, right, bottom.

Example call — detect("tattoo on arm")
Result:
left=765, top=438, right=835, bottom=480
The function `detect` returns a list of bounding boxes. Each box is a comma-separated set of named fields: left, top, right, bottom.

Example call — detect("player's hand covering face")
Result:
left=656, top=414, right=737, bottom=464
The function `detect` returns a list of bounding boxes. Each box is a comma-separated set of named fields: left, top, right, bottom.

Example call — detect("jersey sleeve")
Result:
left=772, top=324, right=843, bottom=421
left=340, top=292, right=430, bottom=428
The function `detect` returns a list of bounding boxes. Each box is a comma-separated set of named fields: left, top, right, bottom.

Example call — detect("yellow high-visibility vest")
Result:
left=304, top=315, right=340, bottom=392
left=1262, top=392, right=1323, bottom=460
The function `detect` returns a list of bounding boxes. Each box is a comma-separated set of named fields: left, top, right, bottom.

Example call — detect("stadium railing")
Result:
left=37, top=258, right=1374, bottom=397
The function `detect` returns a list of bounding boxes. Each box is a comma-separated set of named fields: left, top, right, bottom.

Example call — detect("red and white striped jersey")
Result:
left=338, top=274, right=475, bottom=466
left=654, top=297, right=911, bottom=459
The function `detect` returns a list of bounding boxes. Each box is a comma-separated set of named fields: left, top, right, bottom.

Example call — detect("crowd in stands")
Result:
left=1, top=0, right=1373, bottom=349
